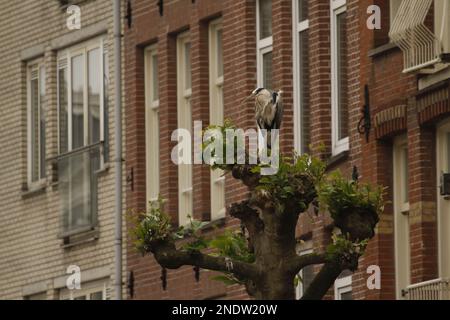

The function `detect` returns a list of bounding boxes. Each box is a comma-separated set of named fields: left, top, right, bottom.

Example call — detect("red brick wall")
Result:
left=125, top=0, right=445, bottom=301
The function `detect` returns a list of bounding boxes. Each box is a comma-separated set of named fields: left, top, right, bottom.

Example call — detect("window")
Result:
left=57, top=37, right=108, bottom=234
left=295, top=245, right=314, bottom=299
left=331, top=0, right=349, bottom=155
left=393, top=136, right=410, bottom=299
left=177, top=32, right=193, bottom=226
left=257, top=0, right=273, bottom=88
left=27, top=62, right=46, bottom=187
left=209, top=19, right=226, bottom=221
left=334, top=274, right=352, bottom=300
left=293, top=0, right=310, bottom=153
left=59, top=280, right=109, bottom=300
left=145, top=45, right=160, bottom=205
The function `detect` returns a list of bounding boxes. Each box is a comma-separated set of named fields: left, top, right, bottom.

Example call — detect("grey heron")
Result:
left=243, top=87, right=284, bottom=148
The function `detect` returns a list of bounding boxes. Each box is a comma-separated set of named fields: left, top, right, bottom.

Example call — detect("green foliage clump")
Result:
left=209, top=230, right=255, bottom=263
left=326, top=233, right=369, bottom=269
left=319, top=171, right=385, bottom=220
left=254, top=153, right=326, bottom=213
left=131, top=197, right=173, bottom=255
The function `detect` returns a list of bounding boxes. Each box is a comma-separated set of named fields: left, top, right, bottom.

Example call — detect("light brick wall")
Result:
left=0, top=0, right=126, bottom=299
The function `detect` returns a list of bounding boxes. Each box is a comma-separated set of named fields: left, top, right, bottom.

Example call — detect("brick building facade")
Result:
left=124, top=0, right=450, bottom=300
left=1, top=0, right=448, bottom=301
left=0, top=0, right=126, bottom=299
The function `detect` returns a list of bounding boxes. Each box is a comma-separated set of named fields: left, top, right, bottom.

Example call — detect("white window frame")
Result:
left=177, top=32, right=193, bottom=227
left=293, top=0, right=310, bottom=153
left=27, top=60, right=46, bottom=188
left=59, top=280, right=108, bottom=300
left=295, top=246, right=313, bottom=299
left=256, top=0, right=273, bottom=88
left=57, top=36, right=106, bottom=158
left=436, top=120, right=450, bottom=279
left=331, top=0, right=349, bottom=155
left=145, top=45, right=160, bottom=206
left=209, top=19, right=226, bottom=221
left=334, top=275, right=352, bottom=300
left=393, top=135, right=410, bottom=299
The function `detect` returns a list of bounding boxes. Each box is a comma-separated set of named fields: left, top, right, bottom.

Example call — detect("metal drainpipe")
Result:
left=113, top=0, right=123, bottom=300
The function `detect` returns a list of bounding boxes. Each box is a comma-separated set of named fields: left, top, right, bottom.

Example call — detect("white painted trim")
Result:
left=256, top=0, right=273, bottom=88
left=145, top=45, right=160, bottom=208
left=393, top=135, right=410, bottom=299
left=330, top=0, right=349, bottom=156
left=334, top=275, right=352, bottom=300
left=209, top=19, right=226, bottom=221
left=177, top=32, right=193, bottom=227
left=292, top=0, right=310, bottom=154
left=27, top=60, right=46, bottom=188
left=437, top=119, right=450, bottom=279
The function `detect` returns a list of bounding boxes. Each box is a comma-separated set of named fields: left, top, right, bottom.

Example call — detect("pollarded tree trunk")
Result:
left=141, top=158, right=381, bottom=300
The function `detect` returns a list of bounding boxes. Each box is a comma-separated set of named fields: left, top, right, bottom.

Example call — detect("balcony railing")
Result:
left=405, top=278, right=450, bottom=300
left=57, top=143, right=102, bottom=236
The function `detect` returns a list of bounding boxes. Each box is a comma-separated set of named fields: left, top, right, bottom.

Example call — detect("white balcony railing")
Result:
left=389, top=0, right=450, bottom=74
left=405, top=278, right=450, bottom=300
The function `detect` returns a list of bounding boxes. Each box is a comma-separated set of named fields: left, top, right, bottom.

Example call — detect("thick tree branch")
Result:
left=300, top=260, right=343, bottom=300
left=290, top=253, right=327, bottom=274
left=151, top=241, right=258, bottom=280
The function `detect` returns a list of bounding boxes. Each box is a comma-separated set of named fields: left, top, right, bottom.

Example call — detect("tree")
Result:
left=131, top=123, right=384, bottom=300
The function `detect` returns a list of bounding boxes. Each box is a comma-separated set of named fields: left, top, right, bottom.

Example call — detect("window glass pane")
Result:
left=259, top=0, right=272, bottom=39
left=184, top=42, right=191, bottom=91
left=72, top=54, right=85, bottom=149
left=90, top=291, right=103, bottom=300
left=152, top=54, right=159, bottom=102
left=31, top=77, right=39, bottom=182
left=262, top=51, right=273, bottom=89
left=59, top=150, right=92, bottom=232
left=74, top=296, right=86, bottom=300
left=88, top=48, right=101, bottom=145
left=39, top=67, right=46, bottom=179
left=217, top=29, right=223, bottom=78
left=301, top=264, right=314, bottom=295
left=340, top=290, right=353, bottom=300
left=298, top=0, right=308, bottom=22
left=402, top=146, right=409, bottom=204
left=59, top=67, right=68, bottom=154
left=337, top=11, right=348, bottom=141
left=299, top=30, right=310, bottom=153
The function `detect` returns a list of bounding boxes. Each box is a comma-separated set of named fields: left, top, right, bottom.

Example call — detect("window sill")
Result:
left=368, top=42, right=399, bottom=58
left=96, top=163, right=110, bottom=176
left=327, top=150, right=349, bottom=170
left=21, top=181, right=47, bottom=199
left=59, top=226, right=99, bottom=249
